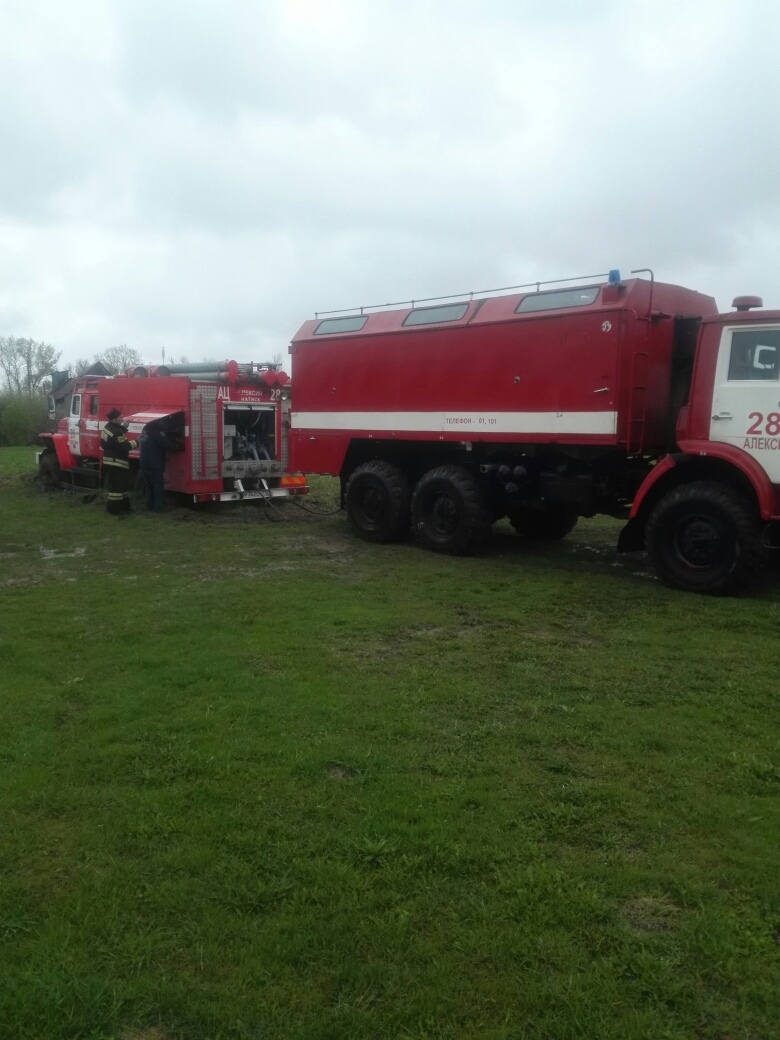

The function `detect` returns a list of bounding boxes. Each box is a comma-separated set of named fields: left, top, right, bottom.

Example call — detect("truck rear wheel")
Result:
left=510, top=505, right=578, bottom=541
left=645, top=481, right=763, bottom=595
left=345, top=461, right=410, bottom=543
left=412, top=465, right=491, bottom=555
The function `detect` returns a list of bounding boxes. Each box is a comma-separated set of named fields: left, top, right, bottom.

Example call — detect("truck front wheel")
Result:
left=645, top=481, right=763, bottom=595
left=412, top=466, right=491, bottom=555
left=345, top=461, right=410, bottom=543
left=38, top=450, right=62, bottom=490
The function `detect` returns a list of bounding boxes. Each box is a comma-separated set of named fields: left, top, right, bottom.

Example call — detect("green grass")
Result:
left=1, top=446, right=779, bottom=1040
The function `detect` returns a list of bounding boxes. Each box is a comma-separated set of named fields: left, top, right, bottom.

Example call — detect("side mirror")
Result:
left=754, top=346, right=777, bottom=371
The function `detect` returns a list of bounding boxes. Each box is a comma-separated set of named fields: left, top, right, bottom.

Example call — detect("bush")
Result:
left=0, top=395, right=49, bottom=446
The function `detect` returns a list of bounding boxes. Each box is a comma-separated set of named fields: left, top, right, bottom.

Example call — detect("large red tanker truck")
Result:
left=288, top=270, right=780, bottom=594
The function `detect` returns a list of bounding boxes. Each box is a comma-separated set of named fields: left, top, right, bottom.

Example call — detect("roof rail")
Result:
left=314, top=269, right=622, bottom=318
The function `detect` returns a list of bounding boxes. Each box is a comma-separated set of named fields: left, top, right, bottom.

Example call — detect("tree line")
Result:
left=0, top=336, right=275, bottom=447
left=0, top=338, right=142, bottom=446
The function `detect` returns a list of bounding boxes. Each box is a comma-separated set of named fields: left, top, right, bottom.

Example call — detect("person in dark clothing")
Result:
left=139, top=420, right=168, bottom=512
left=100, top=408, right=138, bottom=515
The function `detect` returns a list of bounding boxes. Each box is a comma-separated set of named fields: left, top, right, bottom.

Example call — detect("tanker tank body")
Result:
left=288, top=272, right=717, bottom=553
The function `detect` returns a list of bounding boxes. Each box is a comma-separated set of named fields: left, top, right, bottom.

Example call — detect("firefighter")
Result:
left=139, top=420, right=168, bottom=512
left=100, top=407, right=138, bottom=515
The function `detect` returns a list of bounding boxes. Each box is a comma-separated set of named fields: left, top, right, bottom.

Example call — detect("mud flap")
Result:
left=617, top=517, right=645, bottom=553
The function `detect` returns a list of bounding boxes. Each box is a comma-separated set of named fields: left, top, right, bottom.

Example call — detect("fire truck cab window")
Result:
left=403, top=303, right=469, bottom=326
left=314, top=316, right=368, bottom=335
left=70, top=395, right=81, bottom=416
left=727, top=330, right=780, bottom=381
left=89, top=395, right=99, bottom=416
left=516, top=287, right=600, bottom=313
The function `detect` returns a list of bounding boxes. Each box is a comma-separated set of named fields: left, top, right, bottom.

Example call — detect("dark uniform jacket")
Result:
left=100, top=421, right=138, bottom=469
left=139, top=426, right=167, bottom=472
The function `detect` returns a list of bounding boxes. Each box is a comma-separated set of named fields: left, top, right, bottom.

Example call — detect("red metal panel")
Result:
left=289, top=432, right=351, bottom=476
left=293, top=311, right=621, bottom=420
left=98, top=376, right=189, bottom=422
left=41, top=432, right=76, bottom=471
left=290, top=278, right=720, bottom=478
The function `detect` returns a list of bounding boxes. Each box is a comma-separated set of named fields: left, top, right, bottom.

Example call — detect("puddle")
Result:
left=40, top=547, right=86, bottom=560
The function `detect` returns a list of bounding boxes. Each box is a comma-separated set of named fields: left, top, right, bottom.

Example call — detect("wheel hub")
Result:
left=359, top=485, right=384, bottom=525
left=675, top=516, right=729, bottom=569
left=430, top=494, right=459, bottom=536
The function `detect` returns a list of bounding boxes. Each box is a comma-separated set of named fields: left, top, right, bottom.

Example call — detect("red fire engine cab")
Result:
left=289, top=270, right=780, bottom=594
left=38, top=361, right=308, bottom=504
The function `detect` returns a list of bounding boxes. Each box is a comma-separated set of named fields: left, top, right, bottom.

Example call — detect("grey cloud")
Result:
left=0, top=0, right=778, bottom=364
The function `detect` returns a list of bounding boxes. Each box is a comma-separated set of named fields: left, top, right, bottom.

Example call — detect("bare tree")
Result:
left=72, top=357, right=93, bottom=377
left=96, top=344, right=142, bottom=375
left=0, top=337, right=61, bottom=396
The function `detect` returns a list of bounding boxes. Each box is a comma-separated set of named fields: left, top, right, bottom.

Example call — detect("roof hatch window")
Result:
left=314, top=315, right=368, bottom=335
left=516, top=287, right=600, bottom=313
left=403, top=303, right=469, bottom=326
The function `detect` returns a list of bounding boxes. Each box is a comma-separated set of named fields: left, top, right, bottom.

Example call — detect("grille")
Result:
left=190, top=384, right=220, bottom=480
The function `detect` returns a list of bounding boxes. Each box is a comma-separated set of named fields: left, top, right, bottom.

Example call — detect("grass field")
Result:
left=1, top=446, right=779, bottom=1040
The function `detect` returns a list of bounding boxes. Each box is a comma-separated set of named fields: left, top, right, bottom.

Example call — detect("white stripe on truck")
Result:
left=291, top=411, right=618, bottom=435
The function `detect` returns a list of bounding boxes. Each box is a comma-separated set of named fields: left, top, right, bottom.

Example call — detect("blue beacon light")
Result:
left=608, top=269, right=622, bottom=285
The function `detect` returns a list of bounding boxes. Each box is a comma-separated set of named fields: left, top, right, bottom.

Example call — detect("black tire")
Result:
left=345, top=461, right=410, bottom=543
left=38, top=451, right=61, bottom=490
left=510, top=505, right=578, bottom=541
left=645, top=480, right=763, bottom=595
left=411, top=465, right=492, bottom=555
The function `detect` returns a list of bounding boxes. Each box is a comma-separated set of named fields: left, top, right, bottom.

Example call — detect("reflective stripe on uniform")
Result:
left=103, top=458, right=129, bottom=469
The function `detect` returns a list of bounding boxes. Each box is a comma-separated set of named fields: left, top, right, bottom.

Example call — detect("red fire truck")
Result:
left=288, top=270, right=780, bottom=594
left=38, top=361, right=308, bottom=504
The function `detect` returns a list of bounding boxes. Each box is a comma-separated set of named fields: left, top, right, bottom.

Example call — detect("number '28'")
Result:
left=747, top=412, right=780, bottom=435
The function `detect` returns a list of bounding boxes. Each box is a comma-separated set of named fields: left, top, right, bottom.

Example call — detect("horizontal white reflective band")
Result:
left=292, top=411, right=618, bottom=435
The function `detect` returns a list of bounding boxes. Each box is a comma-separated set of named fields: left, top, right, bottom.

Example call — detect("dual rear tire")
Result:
left=411, top=465, right=492, bottom=554
left=346, top=462, right=491, bottom=553
left=346, top=462, right=581, bottom=556
left=345, top=461, right=411, bottom=543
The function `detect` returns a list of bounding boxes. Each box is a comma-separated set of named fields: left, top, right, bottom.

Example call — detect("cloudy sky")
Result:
left=1, top=0, right=778, bottom=370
